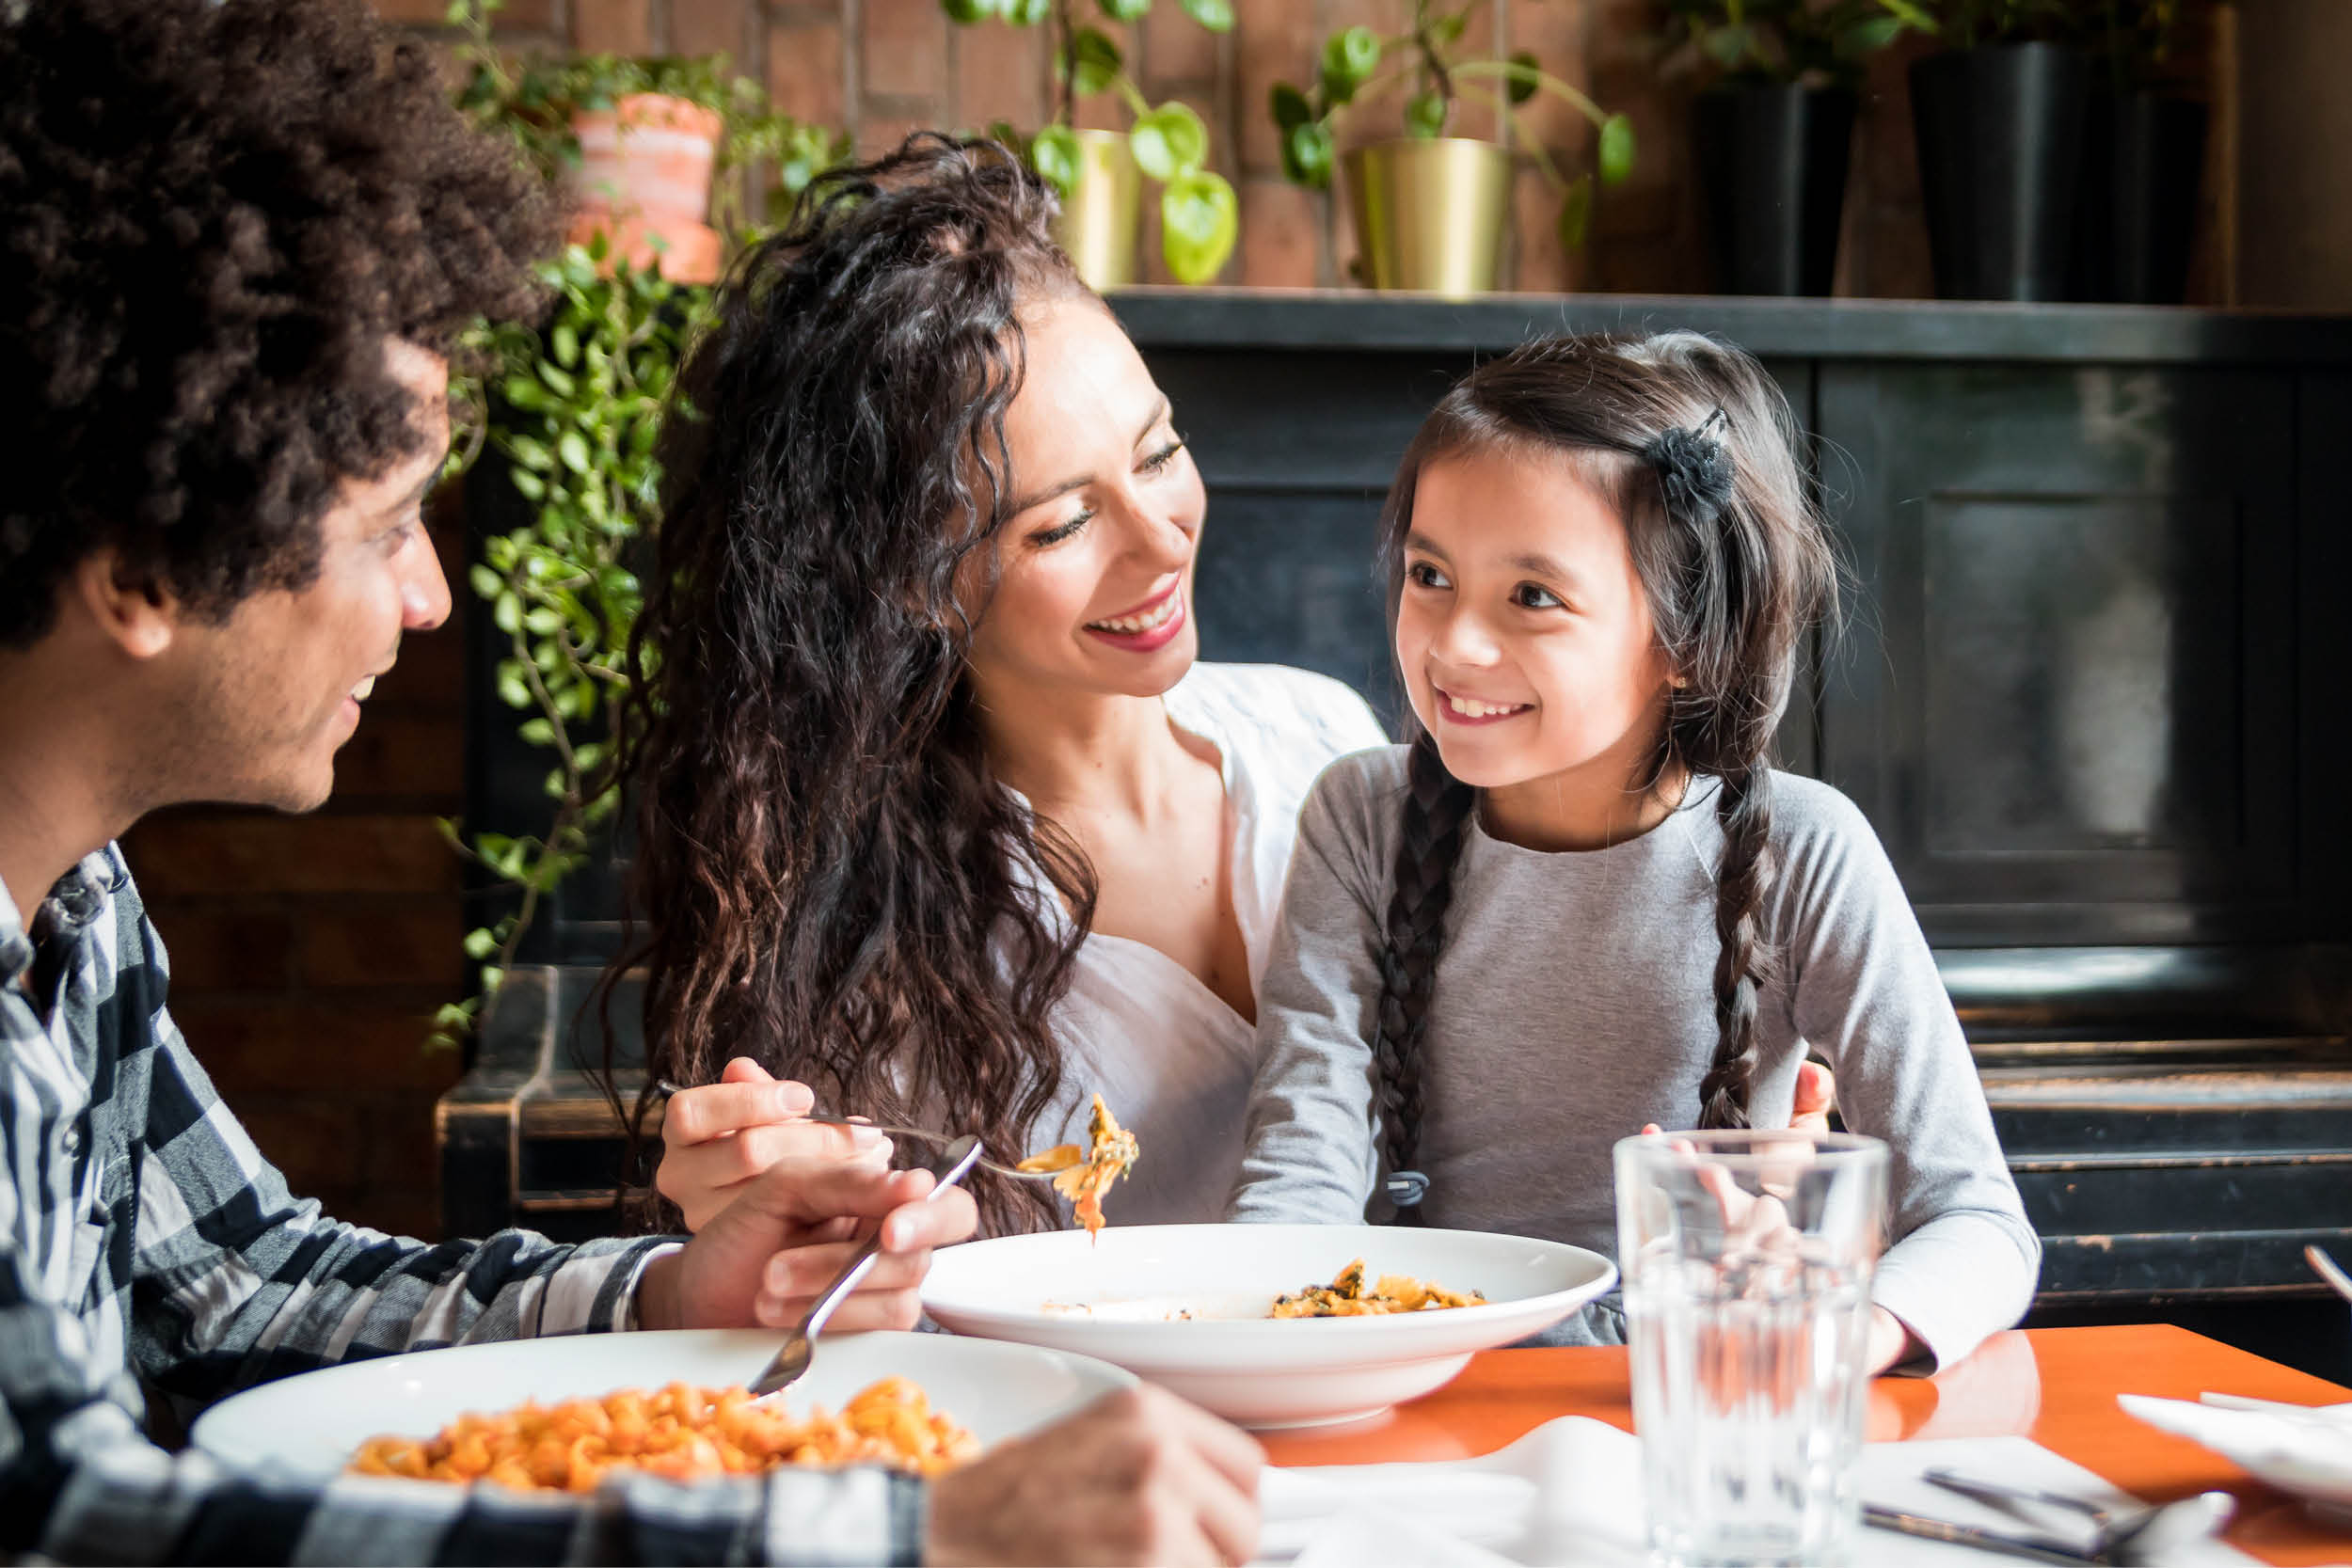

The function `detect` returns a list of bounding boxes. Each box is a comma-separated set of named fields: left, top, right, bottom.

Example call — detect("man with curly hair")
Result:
left=0, top=2, right=1263, bottom=1563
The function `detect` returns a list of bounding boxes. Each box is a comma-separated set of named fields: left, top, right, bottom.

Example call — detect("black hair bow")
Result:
left=1642, top=409, right=1735, bottom=526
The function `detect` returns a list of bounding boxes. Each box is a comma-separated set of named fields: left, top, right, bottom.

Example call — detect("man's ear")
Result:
left=72, top=550, right=179, bottom=661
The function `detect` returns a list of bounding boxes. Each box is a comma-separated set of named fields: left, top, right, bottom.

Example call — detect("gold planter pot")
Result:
left=1055, top=129, right=1142, bottom=291
left=1343, top=137, right=1516, bottom=297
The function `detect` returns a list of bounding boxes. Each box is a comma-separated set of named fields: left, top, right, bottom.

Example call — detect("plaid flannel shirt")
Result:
left=1, top=847, right=922, bottom=1565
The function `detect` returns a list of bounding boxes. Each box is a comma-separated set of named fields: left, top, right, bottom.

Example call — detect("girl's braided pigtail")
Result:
left=1370, top=730, right=1475, bottom=1221
left=1697, top=764, right=1778, bottom=1129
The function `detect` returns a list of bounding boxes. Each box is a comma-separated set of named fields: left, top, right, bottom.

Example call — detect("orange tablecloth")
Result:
left=1258, top=1324, right=2352, bottom=1566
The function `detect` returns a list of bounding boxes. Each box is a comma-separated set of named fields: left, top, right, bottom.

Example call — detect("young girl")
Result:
left=1230, top=332, right=2040, bottom=1374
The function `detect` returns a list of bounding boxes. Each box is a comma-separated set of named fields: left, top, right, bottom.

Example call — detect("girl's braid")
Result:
left=1696, top=763, right=1778, bottom=1129
left=1370, top=730, right=1476, bottom=1220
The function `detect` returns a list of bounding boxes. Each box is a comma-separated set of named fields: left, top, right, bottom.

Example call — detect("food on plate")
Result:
left=1015, top=1093, right=1137, bottom=1239
left=1268, top=1259, right=1487, bottom=1318
left=347, top=1376, right=977, bottom=1490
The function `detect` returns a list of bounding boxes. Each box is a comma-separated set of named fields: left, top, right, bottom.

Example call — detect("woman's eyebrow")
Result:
left=1004, top=396, right=1175, bottom=515
left=1403, top=531, right=1452, bottom=561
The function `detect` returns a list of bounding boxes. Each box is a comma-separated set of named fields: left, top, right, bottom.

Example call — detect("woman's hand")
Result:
left=657, top=1057, right=890, bottom=1231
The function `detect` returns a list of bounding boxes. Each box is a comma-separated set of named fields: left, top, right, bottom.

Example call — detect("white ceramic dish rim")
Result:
left=189, top=1327, right=1137, bottom=1483
left=921, top=1224, right=1618, bottom=1346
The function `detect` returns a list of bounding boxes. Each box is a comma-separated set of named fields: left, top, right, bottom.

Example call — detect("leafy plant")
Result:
left=1660, top=1, right=1935, bottom=89
left=429, top=5, right=850, bottom=1049
left=2077, top=0, right=2200, bottom=87
left=1269, top=0, right=1634, bottom=253
left=945, top=0, right=1241, bottom=282
left=432, top=243, right=704, bottom=1051
left=1916, top=0, right=2077, bottom=49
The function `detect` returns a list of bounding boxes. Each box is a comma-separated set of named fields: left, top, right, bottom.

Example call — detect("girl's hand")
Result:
left=1790, top=1060, right=1835, bottom=1136
left=656, top=1057, right=891, bottom=1231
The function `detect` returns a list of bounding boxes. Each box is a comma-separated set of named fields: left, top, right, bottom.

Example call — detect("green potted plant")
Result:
left=1661, top=2, right=1931, bottom=296
left=1269, top=2, right=1633, bottom=297
left=2068, top=0, right=2209, bottom=303
left=1907, top=0, right=2091, bottom=300
left=943, top=0, right=1240, bottom=287
left=448, top=0, right=846, bottom=280
left=430, top=23, right=847, bottom=1046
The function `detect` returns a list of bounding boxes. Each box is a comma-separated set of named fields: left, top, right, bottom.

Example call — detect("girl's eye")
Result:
left=1138, top=437, right=1186, bottom=476
left=1513, top=583, right=1565, bottom=610
left=1030, top=510, right=1092, bottom=548
left=1406, top=561, right=1450, bottom=591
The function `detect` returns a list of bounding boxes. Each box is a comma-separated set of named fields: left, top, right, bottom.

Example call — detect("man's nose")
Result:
left=404, top=534, right=453, bottom=632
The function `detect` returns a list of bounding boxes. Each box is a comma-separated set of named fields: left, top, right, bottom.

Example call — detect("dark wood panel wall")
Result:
left=450, top=293, right=2352, bottom=1316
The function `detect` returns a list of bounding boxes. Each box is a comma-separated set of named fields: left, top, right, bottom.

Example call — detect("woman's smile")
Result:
left=1083, top=578, right=1187, bottom=651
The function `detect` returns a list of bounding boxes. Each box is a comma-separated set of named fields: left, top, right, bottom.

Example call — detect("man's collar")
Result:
left=0, top=850, right=117, bottom=989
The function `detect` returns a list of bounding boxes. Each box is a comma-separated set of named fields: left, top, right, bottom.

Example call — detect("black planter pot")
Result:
left=2069, top=90, right=2209, bottom=304
left=1910, top=43, right=2091, bottom=301
left=1692, top=85, right=1856, bottom=297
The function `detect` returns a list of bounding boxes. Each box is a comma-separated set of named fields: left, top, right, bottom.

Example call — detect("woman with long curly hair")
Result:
left=621, top=135, right=1388, bottom=1239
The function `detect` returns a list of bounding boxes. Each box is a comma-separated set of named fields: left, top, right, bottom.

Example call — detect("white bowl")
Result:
left=191, top=1328, right=1135, bottom=1482
left=921, top=1224, right=1616, bottom=1428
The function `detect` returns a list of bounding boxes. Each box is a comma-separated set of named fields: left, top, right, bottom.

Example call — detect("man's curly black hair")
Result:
left=0, top=0, right=556, bottom=648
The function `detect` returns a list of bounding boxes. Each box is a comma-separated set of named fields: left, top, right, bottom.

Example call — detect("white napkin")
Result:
left=2120, top=1392, right=2352, bottom=1513
left=1257, top=1422, right=2262, bottom=1566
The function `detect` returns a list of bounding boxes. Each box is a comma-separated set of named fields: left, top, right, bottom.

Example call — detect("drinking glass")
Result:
left=1614, top=1130, right=1889, bottom=1567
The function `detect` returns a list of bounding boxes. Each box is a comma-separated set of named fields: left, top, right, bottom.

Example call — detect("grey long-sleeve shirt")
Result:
left=1229, top=749, right=2041, bottom=1371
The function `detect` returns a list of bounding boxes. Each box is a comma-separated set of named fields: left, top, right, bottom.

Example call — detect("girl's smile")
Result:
left=1433, top=686, right=1534, bottom=725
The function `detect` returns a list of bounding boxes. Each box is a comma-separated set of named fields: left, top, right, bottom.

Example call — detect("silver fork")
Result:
left=797, top=1114, right=1069, bottom=1182
left=746, top=1133, right=984, bottom=1400
left=647, top=1082, right=1063, bottom=1182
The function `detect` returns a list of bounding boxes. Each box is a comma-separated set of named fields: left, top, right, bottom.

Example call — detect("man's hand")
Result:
left=927, top=1386, right=1263, bottom=1566
left=634, top=1157, right=978, bottom=1332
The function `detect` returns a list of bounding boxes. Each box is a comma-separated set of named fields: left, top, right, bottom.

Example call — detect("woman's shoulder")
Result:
left=1174, top=662, right=1390, bottom=762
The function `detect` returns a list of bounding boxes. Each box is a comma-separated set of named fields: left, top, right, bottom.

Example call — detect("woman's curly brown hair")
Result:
left=0, top=0, right=555, bottom=647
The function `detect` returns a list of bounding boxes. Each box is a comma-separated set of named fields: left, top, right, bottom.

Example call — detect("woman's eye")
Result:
left=1139, top=438, right=1186, bottom=476
left=1030, top=510, right=1092, bottom=547
left=1406, top=562, right=1450, bottom=591
left=1513, top=583, right=1565, bottom=610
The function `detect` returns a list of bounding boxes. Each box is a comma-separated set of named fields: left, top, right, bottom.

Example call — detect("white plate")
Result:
left=921, top=1224, right=1616, bottom=1429
left=192, top=1328, right=1135, bottom=1482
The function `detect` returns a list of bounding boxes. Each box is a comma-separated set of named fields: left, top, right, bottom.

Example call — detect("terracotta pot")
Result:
left=564, top=207, right=723, bottom=283
left=569, top=93, right=723, bottom=221
left=566, top=93, right=725, bottom=283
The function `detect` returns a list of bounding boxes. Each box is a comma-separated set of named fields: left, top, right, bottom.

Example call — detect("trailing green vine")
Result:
left=427, top=8, right=846, bottom=1050
left=432, top=243, right=707, bottom=1051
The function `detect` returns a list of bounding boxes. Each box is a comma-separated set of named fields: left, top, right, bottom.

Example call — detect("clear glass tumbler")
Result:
left=1614, top=1131, right=1890, bottom=1568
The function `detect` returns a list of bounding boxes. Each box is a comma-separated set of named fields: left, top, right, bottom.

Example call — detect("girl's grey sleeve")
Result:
left=1228, top=758, right=1391, bottom=1224
left=1776, top=783, right=2043, bottom=1372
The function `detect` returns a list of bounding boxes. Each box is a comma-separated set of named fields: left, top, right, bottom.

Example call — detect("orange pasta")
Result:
left=1016, top=1094, right=1138, bottom=1240
left=348, top=1377, right=978, bottom=1491
left=1269, top=1258, right=1486, bottom=1318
